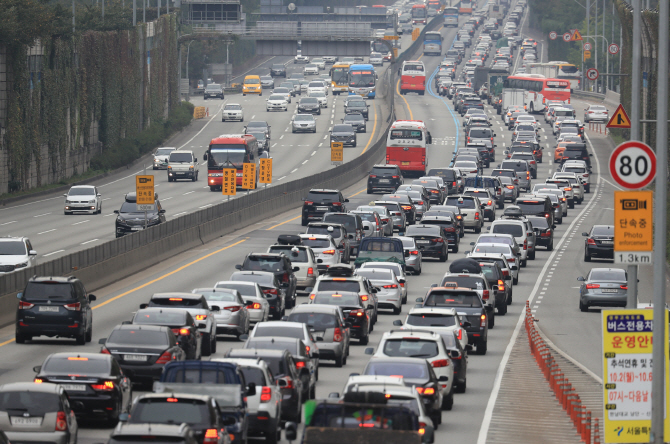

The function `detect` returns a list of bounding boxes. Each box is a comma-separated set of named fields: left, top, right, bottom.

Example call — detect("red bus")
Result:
left=459, top=0, right=473, bottom=14
left=386, top=120, right=433, bottom=176
left=411, top=4, right=427, bottom=24
left=400, top=60, right=426, bottom=95
left=504, top=75, right=571, bottom=113
left=204, top=134, right=259, bottom=191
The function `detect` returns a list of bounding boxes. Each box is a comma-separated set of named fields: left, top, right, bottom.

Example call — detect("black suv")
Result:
left=270, top=63, right=287, bottom=77
left=367, top=164, right=403, bottom=194
left=16, top=276, right=96, bottom=344
left=302, top=189, right=348, bottom=226
left=114, top=192, right=166, bottom=238
left=236, top=253, right=299, bottom=308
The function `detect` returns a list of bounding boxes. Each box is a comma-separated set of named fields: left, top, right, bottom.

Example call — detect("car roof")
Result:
left=408, top=306, right=457, bottom=316
left=290, top=304, right=342, bottom=314
left=151, top=292, right=202, bottom=300
left=0, top=382, right=62, bottom=394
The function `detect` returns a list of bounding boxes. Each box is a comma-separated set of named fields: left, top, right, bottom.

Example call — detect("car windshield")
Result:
left=254, top=326, right=304, bottom=340
left=313, top=292, right=360, bottom=306
left=406, top=313, right=456, bottom=327
left=155, top=148, right=174, bottom=156
left=323, top=215, right=356, bottom=233
left=316, top=280, right=360, bottom=292
left=382, top=338, right=439, bottom=358
left=344, top=114, right=363, bottom=123
left=406, top=226, right=440, bottom=237
left=516, top=201, right=546, bottom=214
left=119, top=201, right=157, bottom=213
left=445, top=197, right=476, bottom=209
left=133, top=311, right=187, bottom=325
left=205, top=84, right=220, bottom=90
left=0, top=241, right=26, bottom=255
left=425, top=291, right=483, bottom=307
left=0, top=391, right=60, bottom=416
left=244, top=256, right=283, bottom=272
left=215, top=283, right=257, bottom=296
left=589, top=270, right=626, bottom=281
left=198, top=290, right=239, bottom=303
left=269, top=95, right=285, bottom=101
left=307, top=191, right=339, bottom=202
left=311, top=92, right=326, bottom=98
left=130, top=399, right=210, bottom=427
left=441, top=276, right=485, bottom=290
left=246, top=339, right=299, bottom=355
left=244, top=78, right=259, bottom=84
left=108, top=330, right=168, bottom=346
left=169, top=152, right=192, bottom=163
left=333, top=125, right=353, bottom=133
left=592, top=226, right=614, bottom=236
left=301, top=98, right=318, bottom=105
left=365, top=362, right=428, bottom=379
left=355, top=269, right=393, bottom=281
left=492, top=224, right=523, bottom=237
left=305, top=226, right=342, bottom=238
left=230, top=273, right=274, bottom=286
left=527, top=217, right=549, bottom=229
left=472, top=245, right=511, bottom=255
left=43, top=357, right=110, bottom=375
left=289, top=312, right=340, bottom=329
left=68, top=187, right=95, bottom=196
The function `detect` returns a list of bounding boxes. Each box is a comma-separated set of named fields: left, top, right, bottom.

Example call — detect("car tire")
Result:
left=211, top=334, right=217, bottom=354
left=488, top=311, right=495, bottom=328
left=521, top=259, right=527, bottom=267
left=451, top=243, right=459, bottom=253
left=266, top=424, right=279, bottom=444
left=529, top=250, right=536, bottom=260
left=455, top=379, right=467, bottom=393
left=202, top=333, right=212, bottom=356
left=367, top=187, right=372, bottom=194
left=360, top=331, right=369, bottom=345
left=580, top=299, right=588, bottom=312
left=441, top=387, right=454, bottom=410
left=393, top=305, right=401, bottom=315
left=15, top=331, right=29, bottom=344
left=301, top=216, right=308, bottom=226
left=477, top=341, right=488, bottom=355
left=75, top=329, right=86, bottom=345
left=439, top=249, right=448, bottom=262
left=584, top=250, right=591, bottom=262
left=85, top=322, right=92, bottom=342
left=309, top=384, right=316, bottom=400
left=498, top=302, right=507, bottom=315
left=507, top=289, right=513, bottom=305
left=547, top=241, right=554, bottom=251
left=513, top=275, right=519, bottom=285
left=335, top=354, right=343, bottom=368
left=415, top=266, right=421, bottom=275
left=474, top=226, right=481, bottom=234
left=569, top=201, right=575, bottom=209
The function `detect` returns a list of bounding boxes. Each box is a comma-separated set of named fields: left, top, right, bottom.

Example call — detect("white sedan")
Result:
left=64, top=185, right=102, bottom=215
left=221, top=103, right=244, bottom=122
left=396, top=306, right=469, bottom=350
left=311, top=58, right=326, bottom=70
left=303, top=64, right=319, bottom=75
left=307, top=81, right=327, bottom=96
left=299, top=234, right=342, bottom=273
left=266, top=94, right=289, bottom=112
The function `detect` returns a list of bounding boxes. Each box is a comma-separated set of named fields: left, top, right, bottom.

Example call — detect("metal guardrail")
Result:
left=192, top=27, right=375, bottom=40
left=572, top=90, right=605, bottom=101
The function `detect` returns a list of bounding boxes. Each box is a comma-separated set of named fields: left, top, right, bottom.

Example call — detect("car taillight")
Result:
left=386, top=154, right=390, bottom=163
left=498, top=279, right=504, bottom=287
left=620, top=285, right=628, bottom=290
left=55, top=411, right=68, bottom=432
left=541, top=230, right=552, bottom=237
left=247, top=302, right=261, bottom=309
left=482, top=289, right=489, bottom=300
left=587, top=238, right=596, bottom=245
left=178, top=328, right=191, bottom=335
left=307, top=267, right=314, bottom=276
left=418, top=201, right=425, bottom=205
left=523, top=240, right=527, bottom=250
left=445, top=227, right=456, bottom=232
left=435, top=237, right=444, bottom=243
left=203, top=429, right=219, bottom=444
left=410, top=250, right=419, bottom=255
left=281, top=376, right=294, bottom=389
left=322, top=249, right=335, bottom=255
left=263, top=288, right=278, bottom=295
left=501, top=269, right=509, bottom=276
left=18, top=301, right=34, bottom=310
left=401, top=205, right=412, bottom=211
left=487, top=200, right=492, bottom=206
left=480, top=314, right=487, bottom=327
left=225, top=306, right=241, bottom=312
left=369, top=175, right=377, bottom=178
left=350, top=309, right=365, bottom=318
left=392, top=175, right=399, bottom=179
left=332, top=202, right=342, bottom=207
left=383, top=284, right=398, bottom=288
left=295, top=361, right=306, bottom=369
left=422, top=155, right=426, bottom=165
left=64, top=302, right=81, bottom=311
left=333, top=327, right=343, bottom=342
left=419, top=422, right=426, bottom=435
left=416, top=387, right=435, bottom=395
left=260, top=386, right=272, bottom=402
left=195, top=314, right=207, bottom=321
left=305, top=201, right=314, bottom=205
left=100, top=347, right=111, bottom=354
left=156, top=351, right=174, bottom=365
left=431, top=359, right=449, bottom=368
left=282, top=273, right=289, bottom=283
left=586, top=284, right=600, bottom=289
left=475, top=212, right=480, bottom=220
left=506, top=185, right=515, bottom=189
left=34, top=378, right=43, bottom=383
left=91, top=381, right=115, bottom=391
left=526, top=172, right=530, bottom=180
left=452, top=181, right=457, bottom=187
left=561, top=197, right=567, bottom=202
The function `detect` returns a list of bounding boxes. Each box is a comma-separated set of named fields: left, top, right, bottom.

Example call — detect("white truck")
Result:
left=501, top=88, right=526, bottom=119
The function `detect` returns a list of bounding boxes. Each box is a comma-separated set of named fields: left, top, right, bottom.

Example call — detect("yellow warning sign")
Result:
left=259, top=158, right=272, bottom=184
left=193, top=106, right=206, bottom=119
left=583, top=50, right=591, bottom=60
left=331, top=142, right=343, bottom=163
left=412, top=28, right=420, bottom=41
left=393, top=48, right=398, bottom=58
left=383, top=35, right=399, bottom=40
left=607, top=104, right=632, bottom=129
left=222, top=168, right=236, bottom=196
left=135, top=175, right=155, bottom=205
left=571, top=29, right=583, bottom=41
left=242, top=163, right=256, bottom=190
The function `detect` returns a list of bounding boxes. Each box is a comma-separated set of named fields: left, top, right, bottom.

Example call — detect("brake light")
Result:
left=55, top=411, right=68, bottom=432
left=156, top=351, right=174, bottom=364
left=422, top=155, right=426, bottom=165
left=392, top=175, right=399, bottom=179
left=475, top=212, right=480, bottom=220
left=435, top=237, right=444, bottom=243
left=334, top=327, right=343, bottom=342
left=506, top=185, right=515, bottom=189
left=417, top=201, right=425, bottom=205
left=386, top=154, right=390, bottom=163
left=64, top=302, right=81, bottom=311
left=178, top=328, right=190, bottom=335
left=351, top=309, right=365, bottom=318
left=480, top=314, right=487, bottom=327
left=91, top=381, right=115, bottom=391
left=587, top=238, right=596, bottom=245
left=203, top=429, right=219, bottom=444
left=416, top=387, right=435, bottom=395
left=295, top=361, right=306, bottom=369
left=369, top=175, right=377, bottom=178
left=307, top=267, right=314, bottom=276
left=169, top=298, right=183, bottom=301
left=263, top=288, right=278, bottom=295
left=305, top=201, right=314, bottom=205
left=383, top=284, right=398, bottom=289
left=523, top=240, right=527, bottom=250
left=100, top=347, right=111, bottom=354
left=620, top=285, right=628, bottom=290
left=281, top=377, right=294, bottom=389
left=482, top=289, right=489, bottom=300
left=401, top=205, right=412, bottom=210
left=225, top=306, right=241, bottom=312
left=431, top=359, right=449, bottom=368
left=34, top=378, right=43, bottom=383
left=332, top=202, right=342, bottom=207
left=565, top=187, right=572, bottom=191
left=445, top=227, right=456, bottom=232
left=541, top=230, right=552, bottom=237
left=260, top=386, right=272, bottom=402
left=487, top=200, right=492, bottom=206
left=586, top=284, right=600, bottom=289
left=194, top=314, right=207, bottom=321
left=18, top=301, right=34, bottom=310
left=498, top=279, right=504, bottom=287
left=410, top=250, right=419, bottom=255
left=526, top=172, right=530, bottom=180
left=419, top=422, right=426, bottom=435
left=545, top=213, right=551, bottom=219
left=452, top=181, right=457, bottom=187
left=360, top=295, right=369, bottom=301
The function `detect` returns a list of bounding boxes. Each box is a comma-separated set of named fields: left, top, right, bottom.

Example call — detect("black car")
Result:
left=342, top=113, right=367, bottom=133
left=583, top=225, right=614, bottom=261
left=417, top=286, right=489, bottom=355
left=33, top=352, right=132, bottom=425
left=229, top=271, right=286, bottom=320
left=247, top=131, right=269, bottom=154
left=330, top=124, right=357, bottom=147
left=468, top=143, right=493, bottom=167
left=478, top=261, right=510, bottom=315
left=423, top=207, right=464, bottom=238
left=130, top=308, right=202, bottom=360
left=344, top=101, right=369, bottom=119
left=301, top=189, right=349, bottom=226
left=412, top=179, right=443, bottom=204
left=98, top=324, right=186, bottom=386
left=405, top=224, right=449, bottom=261
left=515, top=197, right=555, bottom=228
left=322, top=213, right=364, bottom=255
left=16, top=276, right=96, bottom=344
left=203, top=83, right=224, bottom=100
left=381, top=193, right=417, bottom=224
left=297, top=97, right=321, bottom=115
left=367, top=164, right=403, bottom=194
left=460, top=98, right=485, bottom=116
left=561, top=143, right=592, bottom=169
left=270, top=63, right=287, bottom=77
left=226, top=348, right=303, bottom=423
left=419, top=215, right=460, bottom=252
left=527, top=215, right=555, bottom=251
left=311, top=291, right=370, bottom=345
left=236, top=253, right=298, bottom=308
left=427, top=168, right=460, bottom=195
left=114, top=192, right=166, bottom=238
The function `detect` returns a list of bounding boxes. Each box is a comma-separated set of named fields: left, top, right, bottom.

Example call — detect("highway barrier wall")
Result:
left=0, top=16, right=444, bottom=328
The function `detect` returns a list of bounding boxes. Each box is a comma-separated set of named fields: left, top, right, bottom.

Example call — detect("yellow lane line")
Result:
left=349, top=188, right=368, bottom=198
left=0, top=338, right=14, bottom=347
left=266, top=215, right=302, bottom=230
left=360, top=110, right=378, bottom=155
left=396, top=79, right=414, bottom=120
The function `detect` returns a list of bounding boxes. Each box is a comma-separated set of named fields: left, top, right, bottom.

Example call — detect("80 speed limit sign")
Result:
left=609, top=141, right=657, bottom=189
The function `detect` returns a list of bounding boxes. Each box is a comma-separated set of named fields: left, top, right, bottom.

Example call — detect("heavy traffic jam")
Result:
left=0, top=0, right=621, bottom=443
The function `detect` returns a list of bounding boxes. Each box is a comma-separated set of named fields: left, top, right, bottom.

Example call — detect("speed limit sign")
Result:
left=586, top=68, right=599, bottom=80
left=549, top=31, right=557, bottom=40
left=609, top=141, right=657, bottom=189
left=563, top=32, right=572, bottom=42
left=608, top=43, right=620, bottom=55
left=583, top=42, right=592, bottom=51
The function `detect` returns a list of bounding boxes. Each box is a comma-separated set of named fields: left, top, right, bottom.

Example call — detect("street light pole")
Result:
left=133, top=0, right=137, bottom=26
left=186, top=40, right=195, bottom=88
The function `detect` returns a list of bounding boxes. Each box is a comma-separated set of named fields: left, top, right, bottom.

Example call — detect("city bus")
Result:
left=330, top=63, right=350, bottom=95
left=423, top=31, right=443, bottom=56
left=427, top=0, right=441, bottom=12
left=529, top=62, right=581, bottom=91
left=386, top=120, right=433, bottom=176
left=400, top=60, right=426, bottom=95
left=411, top=4, right=427, bottom=24
left=459, top=0, right=473, bottom=14
left=504, top=74, right=571, bottom=113
left=204, top=134, right=259, bottom=191
left=348, top=64, right=377, bottom=98
left=444, top=6, right=459, bottom=26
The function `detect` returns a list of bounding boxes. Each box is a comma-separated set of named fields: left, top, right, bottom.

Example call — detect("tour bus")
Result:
left=504, top=74, right=571, bottom=113
left=423, top=31, right=443, bottom=56
left=330, top=63, right=351, bottom=95
left=427, top=0, right=441, bottom=11
left=411, top=4, right=427, bottom=24
left=386, top=120, right=433, bottom=176
left=400, top=60, right=426, bottom=95
left=459, top=0, right=473, bottom=14
left=348, top=64, right=377, bottom=98
left=529, top=62, right=581, bottom=91
left=204, top=134, right=259, bottom=191
left=444, top=6, right=459, bottom=26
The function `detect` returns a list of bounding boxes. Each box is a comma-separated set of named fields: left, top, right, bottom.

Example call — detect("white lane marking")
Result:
left=173, top=212, right=187, bottom=217
left=183, top=191, right=195, bottom=195
left=1, top=221, right=17, bottom=225
left=102, top=198, right=111, bottom=201
left=280, top=135, right=284, bottom=140
left=72, top=220, right=89, bottom=225
left=251, top=115, right=255, bottom=119
left=272, top=143, right=277, bottom=148
left=34, top=213, right=51, bottom=218
left=162, top=197, right=173, bottom=201
left=81, top=239, right=99, bottom=245
left=311, top=151, right=317, bottom=156
left=302, top=160, right=309, bottom=165
left=104, top=213, right=116, bottom=217
left=323, top=135, right=328, bottom=140
left=178, top=103, right=225, bottom=149
left=43, top=250, right=65, bottom=257
left=278, top=176, right=287, bottom=181
left=291, top=168, right=298, bottom=173
left=37, top=229, right=57, bottom=235
left=318, top=143, right=323, bottom=147
left=199, top=204, right=213, bottom=209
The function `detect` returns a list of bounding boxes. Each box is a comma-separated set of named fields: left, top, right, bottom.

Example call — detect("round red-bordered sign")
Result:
left=608, top=43, right=620, bottom=55
left=609, top=141, right=657, bottom=189
left=549, top=31, right=557, bottom=40
left=586, top=68, right=599, bottom=80
left=562, top=32, right=572, bottom=42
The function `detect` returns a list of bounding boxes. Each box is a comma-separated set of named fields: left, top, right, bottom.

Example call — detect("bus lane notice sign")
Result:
left=222, top=168, right=236, bottom=196
left=602, top=309, right=670, bottom=442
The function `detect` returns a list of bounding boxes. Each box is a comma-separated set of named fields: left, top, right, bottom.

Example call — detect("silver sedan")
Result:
left=292, top=114, right=317, bottom=133
left=578, top=268, right=628, bottom=312
left=213, top=281, right=270, bottom=324
left=354, top=268, right=403, bottom=315
left=193, top=288, right=250, bottom=338
left=398, top=236, right=422, bottom=275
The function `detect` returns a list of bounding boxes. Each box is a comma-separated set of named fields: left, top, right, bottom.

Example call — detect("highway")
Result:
left=0, top=5, right=655, bottom=444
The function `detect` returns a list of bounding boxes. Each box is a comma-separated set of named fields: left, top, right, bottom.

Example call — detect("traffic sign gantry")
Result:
left=608, top=43, right=620, bottom=55
left=586, top=68, right=599, bottom=80
left=549, top=31, right=557, bottom=40
left=606, top=104, right=632, bottom=129
left=609, top=141, right=657, bottom=189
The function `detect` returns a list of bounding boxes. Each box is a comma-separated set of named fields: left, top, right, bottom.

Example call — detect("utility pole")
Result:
left=143, top=0, right=146, bottom=23
left=133, top=0, right=137, bottom=26
left=594, top=0, right=598, bottom=92
left=651, top=0, right=668, bottom=441
left=585, top=0, right=590, bottom=91
left=72, top=0, right=75, bottom=34
left=102, top=0, right=105, bottom=22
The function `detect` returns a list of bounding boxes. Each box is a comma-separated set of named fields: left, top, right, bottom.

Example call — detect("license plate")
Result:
left=402, top=162, right=410, bottom=166
left=416, top=240, right=430, bottom=244
left=316, top=207, right=328, bottom=211
left=379, top=179, right=390, bottom=183
left=11, top=417, right=42, bottom=426
left=600, top=241, right=613, bottom=245
left=38, top=306, right=59, bottom=312
left=61, top=384, right=87, bottom=391
left=131, top=227, right=143, bottom=231
left=601, top=289, right=618, bottom=293
left=124, top=354, right=148, bottom=361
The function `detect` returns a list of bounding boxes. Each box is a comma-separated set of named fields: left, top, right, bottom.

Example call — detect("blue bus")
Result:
left=423, top=31, right=443, bottom=56
left=348, top=64, right=377, bottom=98
left=444, top=6, right=459, bottom=27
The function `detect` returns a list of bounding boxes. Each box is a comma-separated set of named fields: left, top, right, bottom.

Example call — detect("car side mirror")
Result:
left=139, top=303, right=148, bottom=309
left=239, top=334, right=249, bottom=341
left=33, top=365, right=41, bottom=373
left=88, top=295, right=97, bottom=302
left=222, top=416, right=237, bottom=427
left=552, top=225, right=557, bottom=229
left=121, top=320, right=131, bottom=325
left=277, top=378, right=288, bottom=388
left=465, top=344, right=473, bottom=351
left=582, top=232, right=589, bottom=236
left=114, top=210, right=119, bottom=214
left=118, top=413, right=129, bottom=423
left=285, top=422, right=298, bottom=441
left=438, top=375, right=449, bottom=382
left=415, top=297, right=424, bottom=303
left=293, top=267, right=300, bottom=272
left=393, top=320, right=403, bottom=326
left=235, top=264, right=243, bottom=270
left=316, top=336, right=324, bottom=341
left=317, top=259, right=323, bottom=264
left=364, top=347, right=374, bottom=355
left=577, top=276, right=585, bottom=281
left=345, top=198, right=350, bottom=203
left=344, top=321, right=352, bottom=328
left=463, top=321, right=472, bottom=328
left=194, top=157, right=198, bottom=163
left=246, top=382, right=256, bottom=397
left=328, top=392, right=340, bottom=399
left=159, top=209, right=166, bottom=214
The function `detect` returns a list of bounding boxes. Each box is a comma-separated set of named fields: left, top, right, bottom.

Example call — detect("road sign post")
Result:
left=259, top=158, right=272, bottom=187
left=331, top=142, right=343, bottom=165
left=222, top=168, right=236, bottom=200
left=136, top=175, right=154, bottom=230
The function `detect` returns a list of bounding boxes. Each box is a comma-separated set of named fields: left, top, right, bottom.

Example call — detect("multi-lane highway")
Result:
left=0, top=4, right=658, bottom=444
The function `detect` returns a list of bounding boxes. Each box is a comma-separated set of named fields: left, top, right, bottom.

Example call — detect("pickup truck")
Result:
left=154, top=361, right=254, bottom=444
